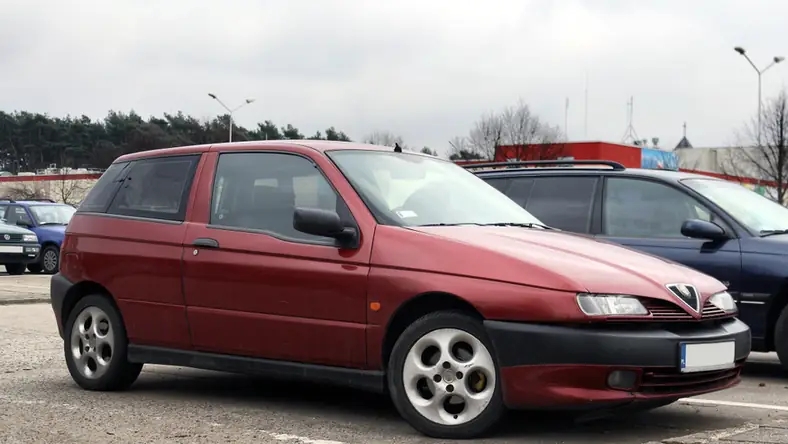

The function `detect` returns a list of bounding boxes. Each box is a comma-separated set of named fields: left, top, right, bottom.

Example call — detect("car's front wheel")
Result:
left=64, top=294, right=143, bottom=391
left=3, top=263, right=26, bottom=275
left=40, top=245, right=60, bottom=274
left=387, top=311, right=505, bottom=439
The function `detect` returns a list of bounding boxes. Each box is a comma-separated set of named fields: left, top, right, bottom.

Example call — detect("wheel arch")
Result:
left=381, top=291, right=484, bottom=368
left=766, top=279, right=788, bottom=350
left=61, top=281, right=121, bottom=332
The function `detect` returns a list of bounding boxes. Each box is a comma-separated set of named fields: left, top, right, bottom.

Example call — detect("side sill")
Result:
left=127, top=344, right=386, bottom=393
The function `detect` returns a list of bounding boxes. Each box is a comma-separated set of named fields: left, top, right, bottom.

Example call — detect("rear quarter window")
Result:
left=77, top=162, right=130, bottom=213
left=106, top=155, right=201, bottom=222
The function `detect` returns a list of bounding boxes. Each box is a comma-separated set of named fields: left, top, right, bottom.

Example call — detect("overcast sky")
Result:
left=2, top=0, right=786, bottom=155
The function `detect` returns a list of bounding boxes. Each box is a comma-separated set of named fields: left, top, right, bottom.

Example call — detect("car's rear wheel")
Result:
left=387, top=311, right=505, bottom=439
left=3, top=263, right=26, bottom=275
left=64, top=294, right=142, bottom=391
left=41, top=245, right=60, bottom=274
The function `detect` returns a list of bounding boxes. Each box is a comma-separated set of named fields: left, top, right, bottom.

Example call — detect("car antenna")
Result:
left=394, top=143, right=402, bottom=153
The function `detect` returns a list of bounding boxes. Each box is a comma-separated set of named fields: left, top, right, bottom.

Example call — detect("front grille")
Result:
left=640, top=299, right=733, bottom=321
left=0, top=233, right=23, bottom=242
left=638, top=360, right=744, bottom=395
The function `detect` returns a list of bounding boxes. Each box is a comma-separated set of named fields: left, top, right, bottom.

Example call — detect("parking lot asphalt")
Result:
left=2, top=273, right=788, bottom=443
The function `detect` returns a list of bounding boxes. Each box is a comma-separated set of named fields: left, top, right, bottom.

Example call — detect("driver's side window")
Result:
left=603, top=178, right=713, bottom=238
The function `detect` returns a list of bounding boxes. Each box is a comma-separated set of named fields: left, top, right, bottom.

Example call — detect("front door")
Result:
left=181, top=151, right=372, bottom=368
left=596, top=176, right=743, bottom=296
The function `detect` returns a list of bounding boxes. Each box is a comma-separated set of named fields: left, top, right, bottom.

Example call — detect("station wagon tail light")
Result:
left=576, top=293, right=649, bottom=316
left=22, top=234, right=37, bottom=242
left=709, top=291, right=737, bottom=314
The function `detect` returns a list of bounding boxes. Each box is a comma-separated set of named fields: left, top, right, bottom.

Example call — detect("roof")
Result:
left=114, top=140, right=406, bottom=163
left=675, top=136, right=693, bottom=149
left=473, top=165, right=724, bottom=183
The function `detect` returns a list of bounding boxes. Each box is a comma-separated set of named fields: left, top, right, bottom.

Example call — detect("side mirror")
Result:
left=681, top=219, right=727, bottom=240
left=293, top=207, right=359, bottom=248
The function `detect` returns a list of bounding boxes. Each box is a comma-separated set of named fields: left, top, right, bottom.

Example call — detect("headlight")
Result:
left=709, top=291, right=737, bottom=313
left=577, top=293, right=649, bottom=316
left=22, top=234, right=37, bottom=242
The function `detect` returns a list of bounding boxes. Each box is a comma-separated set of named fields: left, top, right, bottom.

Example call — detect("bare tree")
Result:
left=55, top=175, right=88, bottom=205
left=363, top=131, right=405, bottom=148
left=3, top=183, right=48, bottom=200
left=453, top=99, right=561, bottom=161
left=719, top=89, right=788, bottom=203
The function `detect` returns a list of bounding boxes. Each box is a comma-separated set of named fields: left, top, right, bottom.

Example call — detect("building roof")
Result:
left=675, top=136, right=693, bottom=149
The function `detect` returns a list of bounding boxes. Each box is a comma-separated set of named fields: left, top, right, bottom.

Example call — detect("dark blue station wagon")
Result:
left=470, top=160, right=788, bottom=367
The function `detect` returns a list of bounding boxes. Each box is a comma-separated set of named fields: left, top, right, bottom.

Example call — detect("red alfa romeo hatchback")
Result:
left=50, top=141, right=750, bottom=439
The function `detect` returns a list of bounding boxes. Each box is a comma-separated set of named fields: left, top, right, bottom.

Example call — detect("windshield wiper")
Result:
left=38, top=222, right=66, bottom=226
left=760, top=229, right=788, bottom=237
left=481, top=222, right=556, bottom=230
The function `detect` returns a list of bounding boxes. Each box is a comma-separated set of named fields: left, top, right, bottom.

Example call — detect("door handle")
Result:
left=192, top=238, right=219, bottom=248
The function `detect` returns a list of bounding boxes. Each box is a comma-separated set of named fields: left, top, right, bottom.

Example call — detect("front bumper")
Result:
left=0, top=243, right=41, bottom=264
left=485, top=318, right=751, bottom=409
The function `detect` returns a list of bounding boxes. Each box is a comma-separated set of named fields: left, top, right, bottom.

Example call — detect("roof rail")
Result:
left=0, top=197, right=15, bottom=203
left=461, top=159, right=626, bottom=171
left=24, top=198, right=56, bottom=203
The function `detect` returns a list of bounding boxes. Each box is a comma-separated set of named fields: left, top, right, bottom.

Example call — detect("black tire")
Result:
left=774, top=305, right=788, bottom=370
left=63, top=294, right=142, bottom=391
left=4, top=263, right=26, bottom=275
left=40, top=245, right=60, bottom=274
left=27, top=263, right=43, bottom=273
left=387, top=311, right=505, bottom=439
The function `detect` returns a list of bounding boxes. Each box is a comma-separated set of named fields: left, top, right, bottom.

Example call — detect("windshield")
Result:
left=327, top=150, right=543, bottom=227
left=682, top=178, right=788, bottom=234
left=29, top=204, right=76, bottom=225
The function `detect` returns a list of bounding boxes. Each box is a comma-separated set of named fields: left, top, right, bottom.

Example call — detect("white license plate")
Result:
left=0, top=246, right=23, bottom=254
left=680, top=341, right=735, bottom=373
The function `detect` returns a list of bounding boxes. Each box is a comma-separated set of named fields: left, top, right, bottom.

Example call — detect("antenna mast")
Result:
left=620, top=96, right=641, bottom=145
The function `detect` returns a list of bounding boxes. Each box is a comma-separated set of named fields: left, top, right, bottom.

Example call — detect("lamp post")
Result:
left=733, top=47, right=785, bottom=147
left=208, top=93, right=256, bottom=142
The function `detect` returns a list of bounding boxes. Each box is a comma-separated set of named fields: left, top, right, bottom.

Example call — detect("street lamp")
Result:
left=208, top=93, right=256, bottom=143
left=733, top=47, right=785, bottom=147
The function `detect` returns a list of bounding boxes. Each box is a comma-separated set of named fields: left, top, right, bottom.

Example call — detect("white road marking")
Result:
left=263, top=431, right=346, bottom=444
left=679, top=397, right=788, bottom=411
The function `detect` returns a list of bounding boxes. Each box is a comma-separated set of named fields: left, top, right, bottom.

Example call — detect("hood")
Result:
left=35, top=224, right=67, bottom=238
left=0, top=222, right=35, bottom=235
left=741, top=234, right=788, bottom=255
left=371, top=225, right=726, bottom=301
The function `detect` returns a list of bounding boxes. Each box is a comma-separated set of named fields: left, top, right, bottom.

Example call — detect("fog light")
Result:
left=607, top=370, right=638, bottom=390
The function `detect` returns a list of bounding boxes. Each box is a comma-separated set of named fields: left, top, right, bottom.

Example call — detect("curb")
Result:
left=0, top=297, right=50, bottom=306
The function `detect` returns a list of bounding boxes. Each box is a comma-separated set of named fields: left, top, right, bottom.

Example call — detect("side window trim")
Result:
left=106, top=154, right=201, bottom=223
left=206, top=150, right=359, bottom=248
left=600, top=176, right=732, bottom=239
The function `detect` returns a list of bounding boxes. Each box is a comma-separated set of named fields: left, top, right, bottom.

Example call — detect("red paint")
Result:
left=500, top=364, right=741, bottom=408
left=495, top=141, right=643, bottom=168
left=58, top=140, right=735, bottom=409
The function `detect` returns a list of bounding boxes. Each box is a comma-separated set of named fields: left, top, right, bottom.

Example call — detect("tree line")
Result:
left=0, top=110, right=360, bottom=174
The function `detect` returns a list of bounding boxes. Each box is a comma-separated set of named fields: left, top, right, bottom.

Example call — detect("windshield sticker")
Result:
left=396, top=210, right=418, bottom=218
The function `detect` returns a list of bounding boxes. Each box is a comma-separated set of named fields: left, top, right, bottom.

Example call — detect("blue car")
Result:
left=0, top=198, right=76, bottom=274
left=469, top=160, right=788, bottom=369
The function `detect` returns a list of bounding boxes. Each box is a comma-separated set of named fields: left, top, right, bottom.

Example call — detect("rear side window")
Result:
left=107, top=155, right=200, bottom=222
left=484, top=178, right=511, bottom=193
left=505, top=178, right=535, bottom=208
left=77, top=162, right=130, bottom=213
left=525, top=176, right=598, bottom=233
